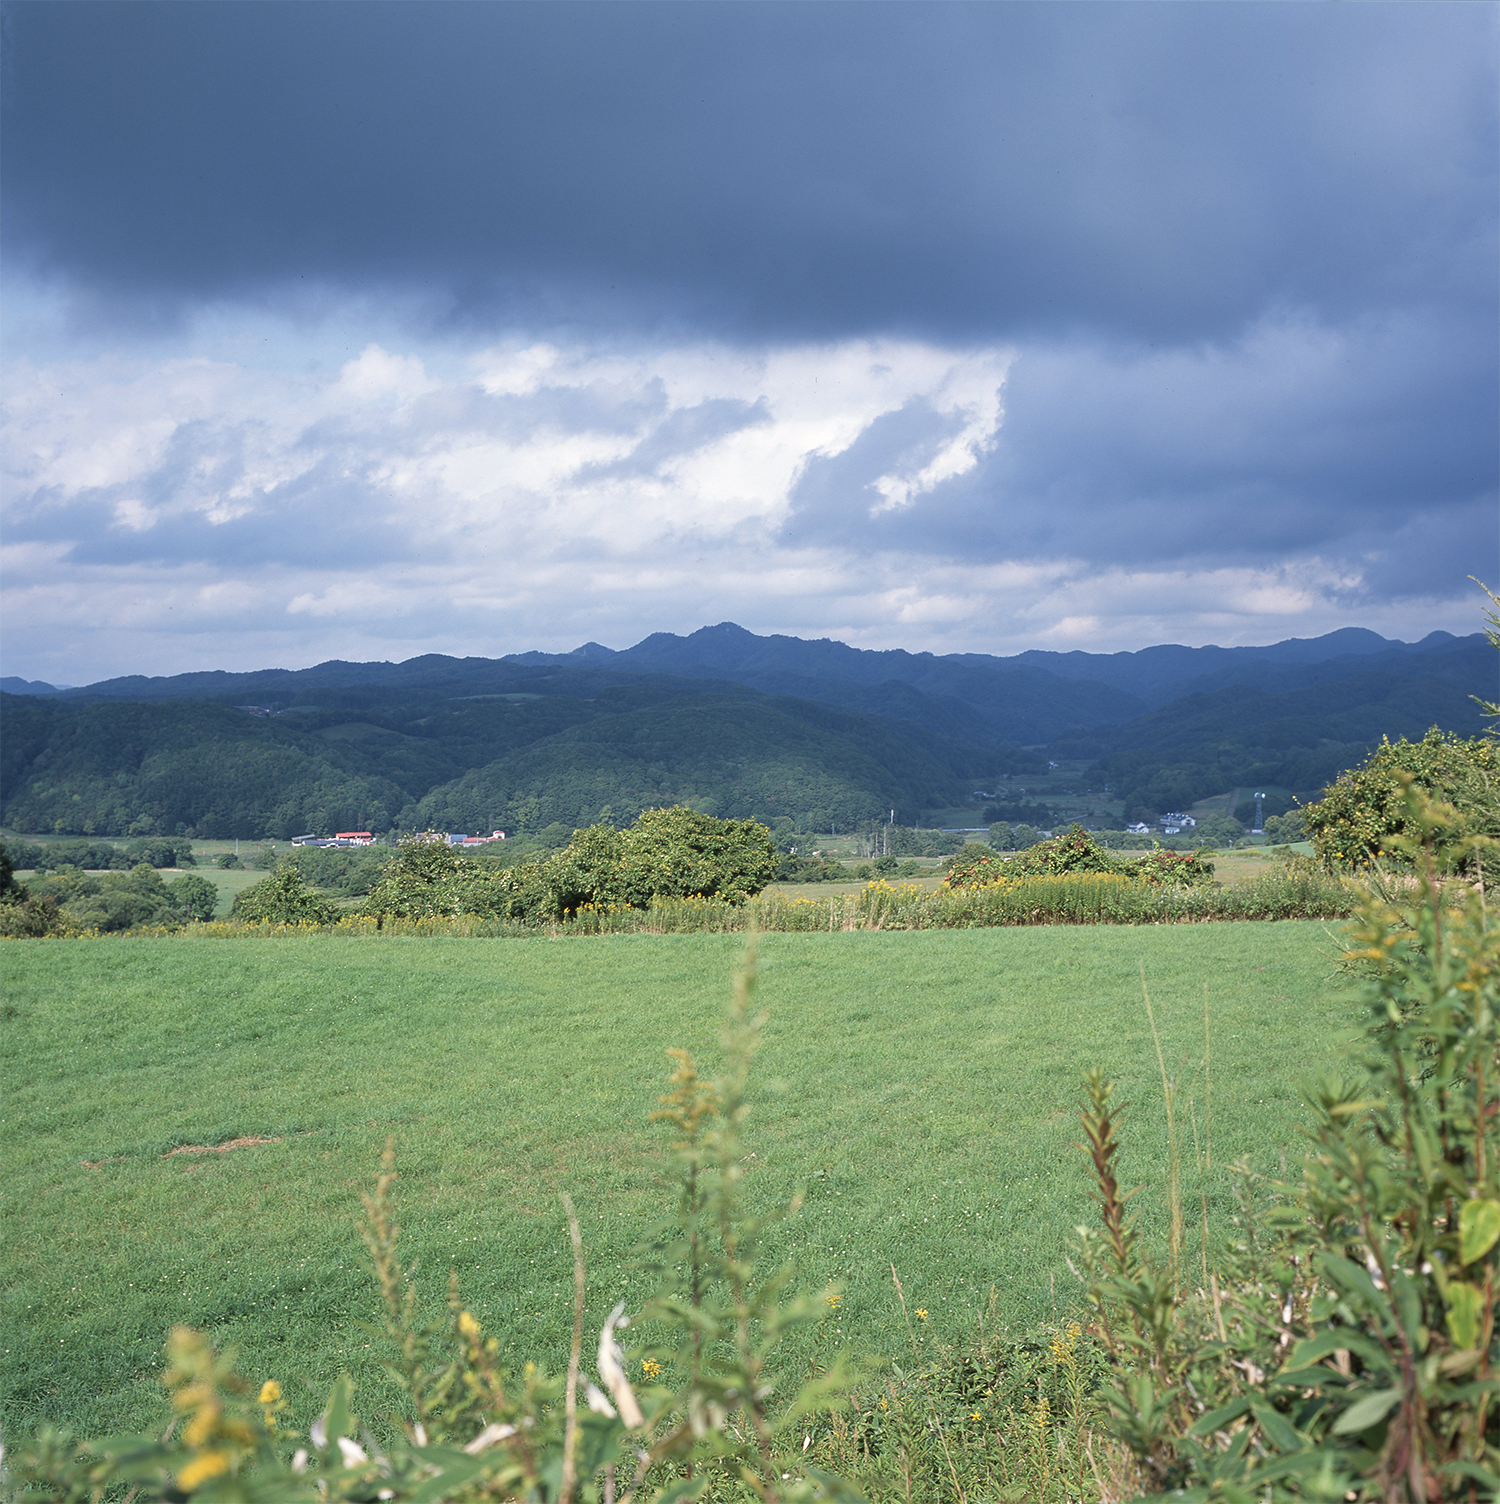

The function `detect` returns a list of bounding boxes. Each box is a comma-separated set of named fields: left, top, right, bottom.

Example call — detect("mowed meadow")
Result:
left=2, top=923, right=1357, bottom=1443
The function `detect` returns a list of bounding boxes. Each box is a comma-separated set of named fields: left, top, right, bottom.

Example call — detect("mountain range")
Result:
left=0, top=623, right=1491, bottom=839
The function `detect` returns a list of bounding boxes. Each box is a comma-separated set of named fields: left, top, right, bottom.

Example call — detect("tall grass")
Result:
left=65, top=866, right=1355, bottom=942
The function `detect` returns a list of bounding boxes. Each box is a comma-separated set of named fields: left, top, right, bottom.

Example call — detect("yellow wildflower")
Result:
left=825, top=1293, right=842, bottom=1310
left=183, top=1402, right=221, bottom=1449
left=1048, top=1321, right=1081, bottom=1363
left=915, top=1308, right=928, bottom=1322
left=258, top=1380, right=282, bottom=1405
left=641, top=1358, right=663, bottom=1379
left=970, top=1411, right=981, bottom=1422
left=177, top=1452, right=230, bottom=1491
left=458, top=1311, right=481, bottom=1340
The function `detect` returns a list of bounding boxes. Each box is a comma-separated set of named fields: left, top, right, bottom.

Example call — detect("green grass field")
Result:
left=2, top=922, right=1359, bottom=1443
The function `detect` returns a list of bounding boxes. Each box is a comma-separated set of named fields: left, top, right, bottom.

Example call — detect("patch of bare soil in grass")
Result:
left=162, top=1135, right=281, bottom=1157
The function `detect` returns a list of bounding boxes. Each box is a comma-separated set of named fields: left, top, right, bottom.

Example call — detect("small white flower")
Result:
left=291, top=1449, right=309, bottom=1473
left=337, top=1437, right=368, bottom=1467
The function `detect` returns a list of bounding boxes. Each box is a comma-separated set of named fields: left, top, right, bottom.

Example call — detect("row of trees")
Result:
left=0, top=836, right=196, bottom=871
left=233, top=807, right=780, bottom=926
left=0, top=854, right=217, bottom=935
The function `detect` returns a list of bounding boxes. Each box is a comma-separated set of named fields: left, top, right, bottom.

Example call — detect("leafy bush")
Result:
left=164, top=873, right=219, bottom=922
left=952, top=826, right=1215, bottom=891
left=1262, top=808, right=1306, bottom=843
left=230, top=864, right=339, bottom=925
left=1131, top=846, right=1215, bottom=888
left=1303, top=727, right=1498, bottom=872
left=0, top=891, right=64, bottom=937
left=366, top=809, right=778, bottom=924
left=282, top=844, right=389, bottom=895
left=1006, top=825, right=1121, bottom=878
left=17, top=863, right=217, bottom=933
left=942, top=843, right=1011, bottom=888
left=1076, top=787, right=1499, bottom=1498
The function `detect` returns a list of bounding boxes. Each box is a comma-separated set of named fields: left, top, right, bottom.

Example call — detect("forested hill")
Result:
left=0, top=676, right=1011, bottom=840
left=1049, top=666, right=1491, bottom=824
left=1, top=623, right=1490, bottom=840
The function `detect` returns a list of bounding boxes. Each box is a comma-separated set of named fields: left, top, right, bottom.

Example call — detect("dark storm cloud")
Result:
left=782, top=311, right=1500, bottom=594
left=3, top=1, right=1494, bottom=344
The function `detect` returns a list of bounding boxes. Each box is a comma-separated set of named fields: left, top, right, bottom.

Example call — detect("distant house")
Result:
left=453, top=830, right=507, bottom=847
left=334, top=831, right=375, bottom=846
left=1126, top=822, right=1152, bottom=835
left=1159, top=812, right=1196, bottom=835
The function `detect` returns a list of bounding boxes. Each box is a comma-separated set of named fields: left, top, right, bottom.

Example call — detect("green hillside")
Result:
left=411, top=693, right=992, bottom=833
left=0, top=682, right=1002, bottom=840
left=1054, top=670, right=1489, bottom=821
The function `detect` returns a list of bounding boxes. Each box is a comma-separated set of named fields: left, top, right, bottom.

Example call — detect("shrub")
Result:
left=1262, top=808, right=1306, bottom=843
left=15, top=862, right=217, bottom=933
left=1132, top=846, right=1215, bottom=888
left=0, top=892, right=64, bottom=937
left=773, top=853, right=854, bottom=883
left=1303, top=727, right=1499, bottom=873
left=165, top=873, right=219, bottom=922
left=941, top=844, right=1011, bottom=889
left=366, top=809, right=779, bottom=924
left=230, top=863, right=339, bottom=925
left=1077, top=786, right=1498, bottom=1498
left=1006, top=825, right=1120, bottom=878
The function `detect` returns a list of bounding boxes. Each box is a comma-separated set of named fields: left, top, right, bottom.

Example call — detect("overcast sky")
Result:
left=2, top=1, right=1496, bottom=684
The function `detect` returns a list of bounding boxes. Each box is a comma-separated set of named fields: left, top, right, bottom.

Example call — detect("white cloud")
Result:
left=0, top=313, right=1485, bottom=684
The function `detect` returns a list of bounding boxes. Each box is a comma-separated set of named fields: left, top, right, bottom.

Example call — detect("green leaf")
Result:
left=1286, top=1328, right=1393, bottom=1376
left=1316, top=1253, right=1387, bottom=1315
left=1446, top=1281, right=1484, bottom=1351
left=1460, top=1199, right=1500, bottom=1264
left=1250, top=1400, right=1302, bottom=1454
left=1188, top=1395, right=1253, bottom=1437
left=1331, top=1386, right=1402, bottom=1435
left=319, top=1374, right=354, bottom=1456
